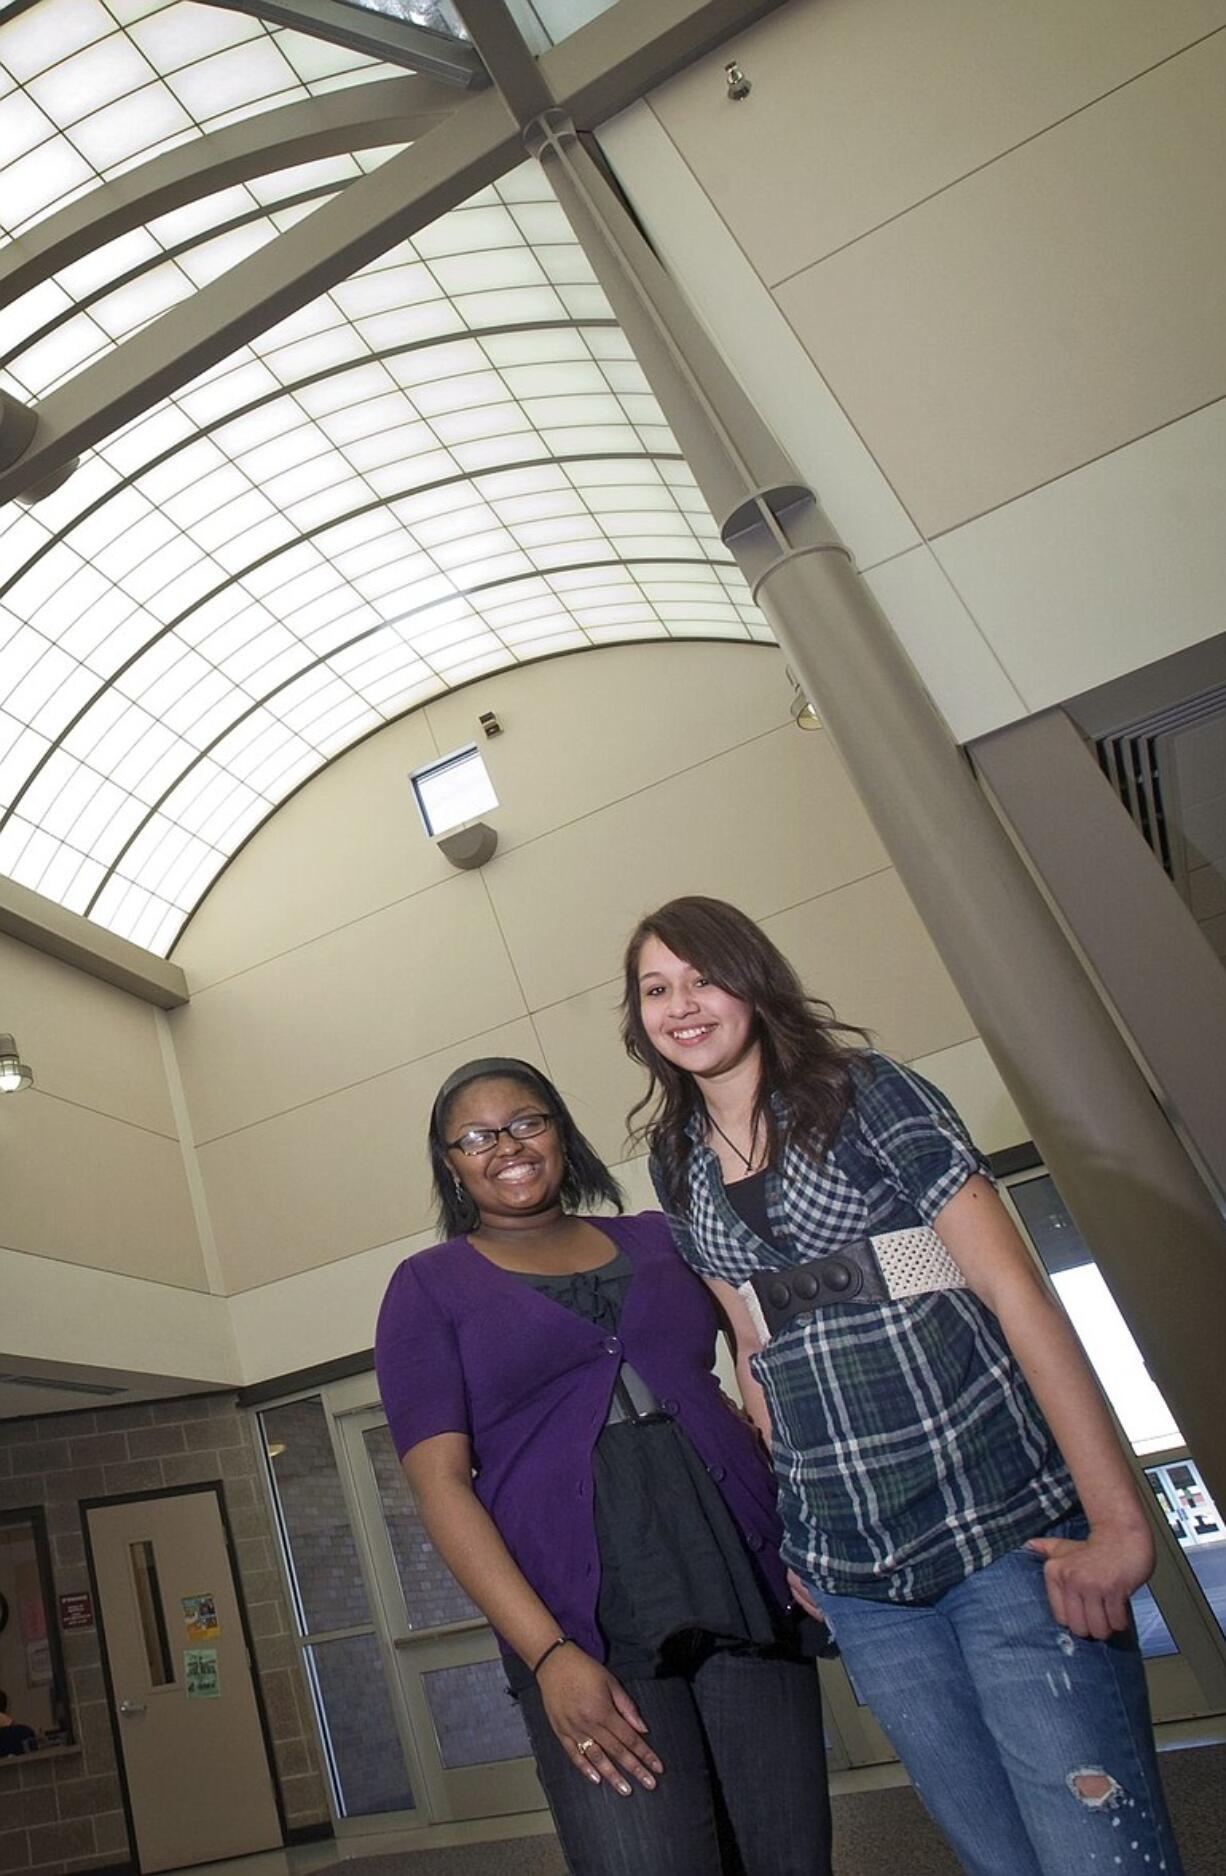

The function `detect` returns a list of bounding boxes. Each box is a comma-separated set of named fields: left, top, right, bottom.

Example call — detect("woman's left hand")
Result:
left=1025, top=1521, right=1155, bottom=1640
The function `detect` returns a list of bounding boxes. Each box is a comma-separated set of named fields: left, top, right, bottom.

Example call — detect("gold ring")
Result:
left=576, top=1737, right=594, bottom=1756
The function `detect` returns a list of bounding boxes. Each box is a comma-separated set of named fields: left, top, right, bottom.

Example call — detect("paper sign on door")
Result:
left=184, top=1648, right=220, bottom=1699
left=182, top=1594, right=219, bottom=1641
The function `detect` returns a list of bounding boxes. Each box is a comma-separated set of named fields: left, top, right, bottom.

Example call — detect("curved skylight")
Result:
left=1, top=0, right=771, bottom=957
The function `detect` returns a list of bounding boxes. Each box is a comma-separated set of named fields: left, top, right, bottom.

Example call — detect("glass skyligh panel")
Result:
left=332, top=0, right=469, bottom=39
left=1, top=6, right=771, bottom=955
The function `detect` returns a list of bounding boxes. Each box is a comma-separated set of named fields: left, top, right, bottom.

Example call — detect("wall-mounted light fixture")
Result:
left=0, top=1034, right=33, bottom=1094
left=725, top=60, right=751, bottom=101
left=410, top=744, right=500, bottom=871
left=785, top=667, right=822, bottom=731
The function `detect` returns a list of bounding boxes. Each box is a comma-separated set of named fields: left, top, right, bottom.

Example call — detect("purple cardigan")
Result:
left=374, top=1211, right=788, bottom=1661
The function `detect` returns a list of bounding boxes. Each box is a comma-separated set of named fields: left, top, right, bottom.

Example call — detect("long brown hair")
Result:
left=621, top=896, right=869, bottom=1211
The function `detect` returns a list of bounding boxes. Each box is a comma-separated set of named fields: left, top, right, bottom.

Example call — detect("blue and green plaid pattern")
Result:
left=654, top=1053, right=1076, bottom=1603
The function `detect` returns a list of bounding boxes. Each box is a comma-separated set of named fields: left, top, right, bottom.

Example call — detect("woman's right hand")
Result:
left=537, top=1646, right=663, bottom=1795
left=787, top=1567, right=824, bottom=1623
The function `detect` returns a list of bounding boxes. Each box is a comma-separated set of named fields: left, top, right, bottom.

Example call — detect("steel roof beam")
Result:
left=0, top=75, right=460, bottom=306
left=0, top=86, right=521, bottom=507
left=0, top=0, right=790, bottom=509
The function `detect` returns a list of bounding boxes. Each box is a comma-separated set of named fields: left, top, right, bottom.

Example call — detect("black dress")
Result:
left=505, top=1248, right=800, bottom=1690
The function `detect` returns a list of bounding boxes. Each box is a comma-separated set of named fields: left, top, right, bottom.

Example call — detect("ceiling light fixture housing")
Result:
left=0, top=1035, right=34, bottom=1094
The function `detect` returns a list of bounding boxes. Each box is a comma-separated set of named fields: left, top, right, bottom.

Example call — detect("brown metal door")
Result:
left=86, top=1487, right=282, bottom=1872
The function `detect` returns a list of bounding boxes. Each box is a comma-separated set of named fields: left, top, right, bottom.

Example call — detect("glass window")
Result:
left=363, top=1424, right=480, bottom=1630
left=334, top=0, right=468, bottom=35
left=261, top=1397, right=371, bottom=1634
left=0, top=1509, right=72, bottom=1749
left=1008, top=1175, right=1183, bottom=1454
left=306, top=1634, right=415, bottom=1816
left=410, top=743, right=498, bottom=838
left=1146, top=1460, right=1226, bottom=1643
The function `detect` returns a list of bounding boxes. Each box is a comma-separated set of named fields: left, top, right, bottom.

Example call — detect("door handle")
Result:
left=119, top=1700, right=147, bottom=1717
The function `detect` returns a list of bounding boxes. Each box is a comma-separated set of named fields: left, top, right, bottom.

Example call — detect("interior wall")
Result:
left=168, top=640, right=1023, bottom=1381
left=0, top=933, right=240, bottom=1388
left=0, top=935, right=205, bottom=1292
left=599, top=0, right=1226, bottom=744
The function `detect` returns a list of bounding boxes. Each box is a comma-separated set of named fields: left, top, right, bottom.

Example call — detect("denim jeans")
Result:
left=517, top=1647, right=831, bottom=1876
left=818, top=1516, right=1184, bottom=1876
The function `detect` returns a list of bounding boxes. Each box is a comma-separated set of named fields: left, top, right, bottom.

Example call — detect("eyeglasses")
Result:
left=446, top=1112, right=555, bottom=1157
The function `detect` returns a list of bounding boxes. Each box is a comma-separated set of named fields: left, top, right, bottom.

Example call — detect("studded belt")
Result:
left=738, top=1226, right=966, bottom=1342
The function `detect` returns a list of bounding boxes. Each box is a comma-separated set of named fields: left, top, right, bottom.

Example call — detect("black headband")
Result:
left=431, top=1057, right=554, bottom=1133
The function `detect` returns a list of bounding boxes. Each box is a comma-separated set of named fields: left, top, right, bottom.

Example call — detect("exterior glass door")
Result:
left=1003, top=1166, right=1226, bottom=1721
left=334, top=1393, right=543, bottom=1826
left=799, top=1161, right=1226, bottom=1771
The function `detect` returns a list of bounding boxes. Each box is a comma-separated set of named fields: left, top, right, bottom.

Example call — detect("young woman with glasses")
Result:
left=621, top=898, right=1184, bottom=1876
left=375, top=1056, right=831, bottom=1876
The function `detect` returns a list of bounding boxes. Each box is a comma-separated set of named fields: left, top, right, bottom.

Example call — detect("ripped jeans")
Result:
left=817, top=1515, right=1184, bottom=1876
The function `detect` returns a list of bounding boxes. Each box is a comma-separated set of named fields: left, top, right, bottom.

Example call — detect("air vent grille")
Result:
left=0, top=1373, right=128, bottom=1397
left=1096, top=683, right=1226, bottom=879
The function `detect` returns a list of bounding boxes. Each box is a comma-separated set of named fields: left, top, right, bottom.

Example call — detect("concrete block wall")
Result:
left=0, top=1395, right=328, bottom=1876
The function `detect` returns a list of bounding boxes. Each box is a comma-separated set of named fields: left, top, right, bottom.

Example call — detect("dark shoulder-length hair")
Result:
left=620, top=896, right=870, bottom=1212
left=428, top=1057, right=624, bottom=1237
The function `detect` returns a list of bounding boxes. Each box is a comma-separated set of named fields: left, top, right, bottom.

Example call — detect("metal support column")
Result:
left=522, top=109, right=1226, bottom=1519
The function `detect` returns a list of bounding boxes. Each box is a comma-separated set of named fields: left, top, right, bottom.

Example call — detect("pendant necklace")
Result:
left=706, top=1107, right=762, bottom=1174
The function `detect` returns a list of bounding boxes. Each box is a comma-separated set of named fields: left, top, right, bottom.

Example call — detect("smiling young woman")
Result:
left=374, top=1056, right=832, bottom=1876
left=621, top=897, right=1185, bottom=1876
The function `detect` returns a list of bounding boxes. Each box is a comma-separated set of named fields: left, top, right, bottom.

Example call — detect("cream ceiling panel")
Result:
left=173, top=706, right=449, bottom=989
left=776, top=34, right=1226, bottom=537
left=597, top=103, right=919, bottom=571
left=170, top=869, right=526, bottom=1144
left=0, top=930, right=175, bottom=1134
left=648, top=0, right=1226, bottom=287
left=2, top=1091, right=206, bottom=1288
left=424, top=641, right=789, bottom=854
left=486, top=726, right=890, bottom=1010
left=532, top=976, right=646, bottom=1170
left=197, top=1016, right=542, bottom=1291
left=908, top=1038, right=1025, bottom=1156
left=763, top=872, right=976, bottom=1065
left=932, top=397, right=1226, bottom=709
left=863, top=547, right=1024, bottom=744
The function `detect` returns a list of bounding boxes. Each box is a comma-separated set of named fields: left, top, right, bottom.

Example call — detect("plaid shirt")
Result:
left=653, top=1052, right=1075, bottom=1604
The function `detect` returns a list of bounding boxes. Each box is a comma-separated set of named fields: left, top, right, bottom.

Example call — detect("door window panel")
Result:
left=128, top=1539, right=175, bottom=1686
left=421, top=1660, right=531, bottom=1769
left=307, top=1634, right=415, bottom=1816
left=261, top=1397, right=371, bottom=1633
left=363, top=1423, right=480, bottom=1629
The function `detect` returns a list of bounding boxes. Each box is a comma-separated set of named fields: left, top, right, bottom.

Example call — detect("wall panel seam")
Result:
left=157, top=1009, right=226, bottom=1297
left=0, top=1240, right=221, bottom=1299
left=927, top=389, right=1226, bottom=547
left=9, top=1085, right=180, bottom=1142
left=764, top=22, right=1226, bottom=289
left=188, top=1014, right=541, bottom=1147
